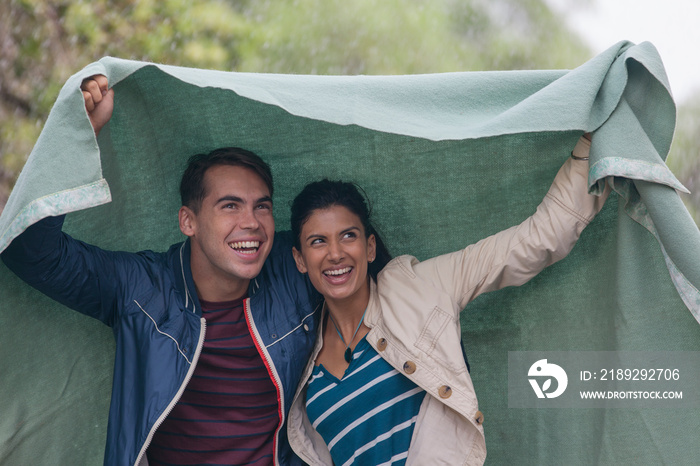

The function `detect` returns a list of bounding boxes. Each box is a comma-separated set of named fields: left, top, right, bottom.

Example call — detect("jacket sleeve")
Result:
left=413, top=136, right=609, bottom=310
left=1, top=215, right=135, bottom=326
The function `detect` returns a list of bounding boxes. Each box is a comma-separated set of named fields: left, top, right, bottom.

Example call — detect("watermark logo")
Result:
left=509, top=352, right=694, bottom=408
left=528, top=359, right=568, bottom=398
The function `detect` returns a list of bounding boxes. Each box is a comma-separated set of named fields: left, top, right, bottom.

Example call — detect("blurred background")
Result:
left=1, top=0, right=698, bottom=221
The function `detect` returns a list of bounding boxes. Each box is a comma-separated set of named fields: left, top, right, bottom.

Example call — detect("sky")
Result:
left=546, top=0, right=700, bottom=104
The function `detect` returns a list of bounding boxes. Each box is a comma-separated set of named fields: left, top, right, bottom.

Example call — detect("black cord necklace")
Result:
left=328, top=307, right=368, bottom=363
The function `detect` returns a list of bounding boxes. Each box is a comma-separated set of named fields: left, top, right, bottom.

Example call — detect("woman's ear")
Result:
left=367, top=234, right=377, bottom=263
left=292, top=247, right=308, bottom=274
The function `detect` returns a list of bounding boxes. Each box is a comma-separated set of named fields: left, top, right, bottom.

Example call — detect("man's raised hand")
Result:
left=80, top=75, right=113, bottom=136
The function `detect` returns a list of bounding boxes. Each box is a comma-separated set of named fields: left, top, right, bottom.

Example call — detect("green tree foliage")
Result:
left=667, top=96, right=700, bottom=223
left=236, top=0, right=590, bottom=74
left=0, top=0, right=621, bottom=212
left=0, top=0, right=249, bottom=207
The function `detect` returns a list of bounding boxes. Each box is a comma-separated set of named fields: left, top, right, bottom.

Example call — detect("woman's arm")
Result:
left=413, top=136, right=609, bottom=309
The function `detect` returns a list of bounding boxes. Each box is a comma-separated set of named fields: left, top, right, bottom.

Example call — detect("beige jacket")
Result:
left=287, top=137, right=608, bottom=465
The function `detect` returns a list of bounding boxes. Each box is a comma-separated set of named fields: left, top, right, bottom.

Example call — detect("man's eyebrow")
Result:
left=214, top=195, right=273, bottom=205
left=215, top=195, right=244, bottom=204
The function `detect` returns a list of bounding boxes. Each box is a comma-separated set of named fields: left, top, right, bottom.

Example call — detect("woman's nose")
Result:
left=327, top=241, right=344, bottom=261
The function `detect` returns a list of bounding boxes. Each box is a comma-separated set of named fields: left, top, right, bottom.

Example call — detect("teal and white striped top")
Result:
left=305, top=336, right=426, bottom=466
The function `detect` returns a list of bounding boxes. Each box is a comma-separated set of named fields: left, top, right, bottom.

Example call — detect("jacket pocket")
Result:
left=414, top=306, right=466, bottom=373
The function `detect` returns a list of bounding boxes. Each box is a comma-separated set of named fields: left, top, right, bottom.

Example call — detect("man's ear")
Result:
left=292, top=247, right=308, bottom=274
left=179, top=206, right=196, bottom=237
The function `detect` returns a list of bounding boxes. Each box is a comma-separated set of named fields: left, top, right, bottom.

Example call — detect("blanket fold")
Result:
left=1, top=40, right=699, bottom=464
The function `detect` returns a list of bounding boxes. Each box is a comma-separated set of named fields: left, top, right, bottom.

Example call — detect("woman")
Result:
left=287, top=135, right=608, bottom=465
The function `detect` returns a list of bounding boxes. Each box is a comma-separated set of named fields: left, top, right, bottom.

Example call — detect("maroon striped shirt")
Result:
left=147, top=296, right=279, bottom=465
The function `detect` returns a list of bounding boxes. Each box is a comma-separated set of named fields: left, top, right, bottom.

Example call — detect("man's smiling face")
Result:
left=179, top=164, right=274, bottom=301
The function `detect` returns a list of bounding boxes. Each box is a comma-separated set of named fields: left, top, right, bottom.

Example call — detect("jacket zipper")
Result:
left=243, top=297, right=285, bottom=466
left=133, top=317, right=207, bottom=466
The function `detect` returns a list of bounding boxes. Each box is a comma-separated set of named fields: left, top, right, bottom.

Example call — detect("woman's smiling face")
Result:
left=292, top=205, right=376, bottom=309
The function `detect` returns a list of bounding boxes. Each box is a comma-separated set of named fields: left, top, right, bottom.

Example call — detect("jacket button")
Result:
left=475, top=410, right=484, bottom=425
left=377, top=338, right=387, bottom=351
left=438, top=385, right=452, bottom=398
left=271, top=334, right=278, bottom=339
left=304, top=324, right=309, bottom=332
left=403, top=361, right=416, bottom=374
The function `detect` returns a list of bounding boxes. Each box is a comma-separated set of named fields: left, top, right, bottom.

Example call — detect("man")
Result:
left=1, top=76, right=319, bottom=465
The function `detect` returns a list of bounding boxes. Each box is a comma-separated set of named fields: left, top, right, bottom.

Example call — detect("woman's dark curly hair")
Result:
left=290, top=179, right=392, bottom=282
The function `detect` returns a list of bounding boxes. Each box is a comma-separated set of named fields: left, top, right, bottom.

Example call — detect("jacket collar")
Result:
left=363, top=278, right=381, bottom=328
left=172, top=238, right=263, bottom=315
left=173, top=239, right=200, bottom=315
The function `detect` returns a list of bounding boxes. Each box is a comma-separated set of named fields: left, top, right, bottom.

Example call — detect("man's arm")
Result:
left=1, top=75, right=123, bottom=325
left=1, top=215, right=130, bottom=325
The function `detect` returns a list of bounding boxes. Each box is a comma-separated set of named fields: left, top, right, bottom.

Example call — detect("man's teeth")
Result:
left=229, top=241, right=260, bottom=250
left=324, top=267, right=352, bottom=276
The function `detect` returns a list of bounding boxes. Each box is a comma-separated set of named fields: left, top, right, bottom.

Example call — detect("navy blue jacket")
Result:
left=1, top=216, right=320, bottom=465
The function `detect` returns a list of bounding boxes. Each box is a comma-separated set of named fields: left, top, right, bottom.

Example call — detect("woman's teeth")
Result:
left=324, top=267, right=352, bottom=276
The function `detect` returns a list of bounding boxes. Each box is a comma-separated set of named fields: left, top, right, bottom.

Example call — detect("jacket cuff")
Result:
left=545, top=137, right=608, bottom=224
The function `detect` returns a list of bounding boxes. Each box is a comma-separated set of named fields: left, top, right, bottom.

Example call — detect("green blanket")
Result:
left=2, top=41, right=699, bottom=464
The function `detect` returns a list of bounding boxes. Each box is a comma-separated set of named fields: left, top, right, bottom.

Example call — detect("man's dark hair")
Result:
left=180, top=147, right=273, bottom=212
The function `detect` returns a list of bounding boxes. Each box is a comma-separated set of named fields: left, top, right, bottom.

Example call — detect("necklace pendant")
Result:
left=344, top=348, right=352, bottom=363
